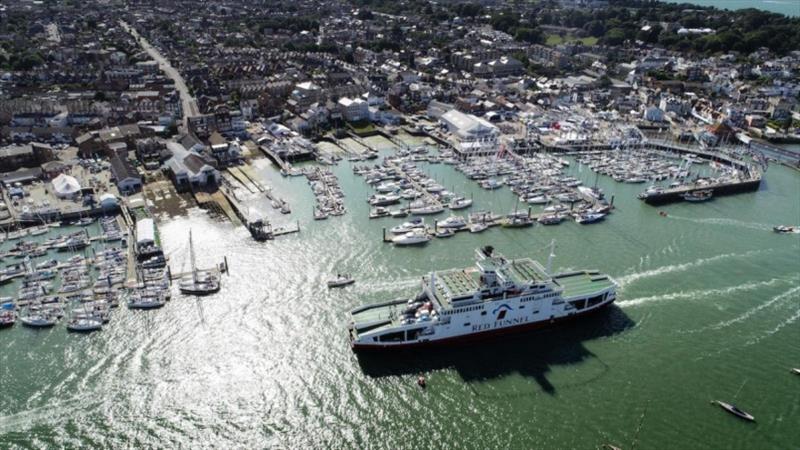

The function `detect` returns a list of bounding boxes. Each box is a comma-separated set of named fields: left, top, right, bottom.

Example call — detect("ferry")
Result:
left=349, top=245, right=616, bottom=350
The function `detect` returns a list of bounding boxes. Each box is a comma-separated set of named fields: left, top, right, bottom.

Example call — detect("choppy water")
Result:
left=1, top=151, right=799, bottom=448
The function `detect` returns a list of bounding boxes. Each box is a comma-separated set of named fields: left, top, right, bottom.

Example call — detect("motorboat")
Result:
left=392, top=229, right=431, bottom=246
left=712, top=400, right=755, bottom=422
left=29, top=226, right=49, bottom=236
left=66, top=318, right=103, bottom=333
left=390, top=218, right=424, bottom=235
left=35, top=259, right=59, bottom=270
left=0, top=310, right=15, bottom=328
left=369, top=194, right=401, bottom=206
left=575, top=212, right=606, bottom=224
left=327, top=274, right=355, bottom=288
left=479, top=178, right=503, bottom=190
left=683, top=189, right=713, bottom=202
left=773, top=225, right=798, bottom=234
left=20, top=314, right=57, bottom=328
left=502, top=215, right=534, bottom=228
left=435, top=228, right=455, bottom=238
left=313, top=208, right=329, bottom=220
left=76, top=217, right=95, bottom=226
left=448, top=197, right=473, bottom=210
left=409, top=203, right=444, bottom=215
left=525, top=195, right=549, bottom=205
left=376, top=182, right=400, bottom=193
left=128, top=294, right=166, bottom=310
left=469, top=223, right=488, bottom=233
left=389, top=208, right=408, bottom=218
left=369, top=207, right=391, bottom=219
left=436, top=215, right=467, bottom=229
left=538, top=214, right=565, bottom=225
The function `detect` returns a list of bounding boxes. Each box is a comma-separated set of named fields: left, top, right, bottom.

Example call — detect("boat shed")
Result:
left=136, top=217, right=155, bottom=250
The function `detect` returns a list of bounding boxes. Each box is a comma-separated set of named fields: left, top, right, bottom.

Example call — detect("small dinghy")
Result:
left=327, top=274, right=355, bottom=288
left=712, top=400, right=755, bottom=422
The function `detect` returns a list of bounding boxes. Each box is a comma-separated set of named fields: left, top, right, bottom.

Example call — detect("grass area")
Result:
left=347, top=122, right=377, bottom=136
left=545, top=34, right=598, bottom=46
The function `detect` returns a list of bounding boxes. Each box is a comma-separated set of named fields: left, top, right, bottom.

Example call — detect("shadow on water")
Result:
left=356, top=305, right=635, bottom=395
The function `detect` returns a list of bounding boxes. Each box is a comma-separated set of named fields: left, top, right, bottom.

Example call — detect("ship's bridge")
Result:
left=427, top=256, right=553, bottom=309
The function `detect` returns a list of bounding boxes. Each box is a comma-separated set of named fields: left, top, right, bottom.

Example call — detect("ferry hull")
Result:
left=351, top=299, right=614, bottom=351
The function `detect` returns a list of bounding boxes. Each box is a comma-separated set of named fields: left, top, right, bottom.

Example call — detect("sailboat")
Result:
left=178, top=230, right=221, bottom=296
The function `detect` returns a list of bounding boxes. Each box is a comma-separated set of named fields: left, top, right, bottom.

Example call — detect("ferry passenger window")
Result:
left=481, top=311, right=486, bottom=315
left=463, top=322, right=471, bottom=326
left=379, top=331, right=405, bottom=342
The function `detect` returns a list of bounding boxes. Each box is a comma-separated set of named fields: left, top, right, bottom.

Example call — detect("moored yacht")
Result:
left=392, top=229, right=431, bottom=246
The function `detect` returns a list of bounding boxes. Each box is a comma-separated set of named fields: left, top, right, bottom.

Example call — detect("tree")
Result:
left=514, top=27, right=543, bottom=44
left=602, top=28, right=627, bottom=46
left=357, top=9, right=374, bottom=20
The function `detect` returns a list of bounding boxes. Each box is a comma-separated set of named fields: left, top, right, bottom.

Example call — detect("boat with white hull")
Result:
left=349, top=245, right=616, bottom=350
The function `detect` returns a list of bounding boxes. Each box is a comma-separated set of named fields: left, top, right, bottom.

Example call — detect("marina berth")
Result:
left=349, top=245, right=616, bottom=350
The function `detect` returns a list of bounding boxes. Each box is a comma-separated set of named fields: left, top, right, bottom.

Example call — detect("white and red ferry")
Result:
left=349, top=245, right=616, bottom=350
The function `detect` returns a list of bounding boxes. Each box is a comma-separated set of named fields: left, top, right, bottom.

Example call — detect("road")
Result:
left=119, top=21, right=200, bottom=129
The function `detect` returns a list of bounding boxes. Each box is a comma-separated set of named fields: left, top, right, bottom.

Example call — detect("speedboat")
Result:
left=327, top=274, right=355, bottom=288
left=392, top=229, right=431, bottom=246
left=773, top=225, right=798, bottom=234
left=712, top=400, right=755, bottom=422
left=436, top=215, right=467, bottom=229
left=66, top=318, right=103, bottom=333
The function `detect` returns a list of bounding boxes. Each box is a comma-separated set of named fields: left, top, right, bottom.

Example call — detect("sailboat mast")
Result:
left=189, top=229, right=197, bottom=283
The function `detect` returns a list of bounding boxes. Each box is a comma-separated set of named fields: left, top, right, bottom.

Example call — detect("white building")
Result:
left=51, top=173, right=81, bottom=199
left=440, top=109, right=499, bottom=155
left=337, top=97, right=369, bottom=122
left=166, top=142, right=221, bottom=190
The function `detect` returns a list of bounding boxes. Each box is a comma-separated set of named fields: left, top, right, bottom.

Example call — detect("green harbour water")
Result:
left=1, top=137, right=799, bottom=448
